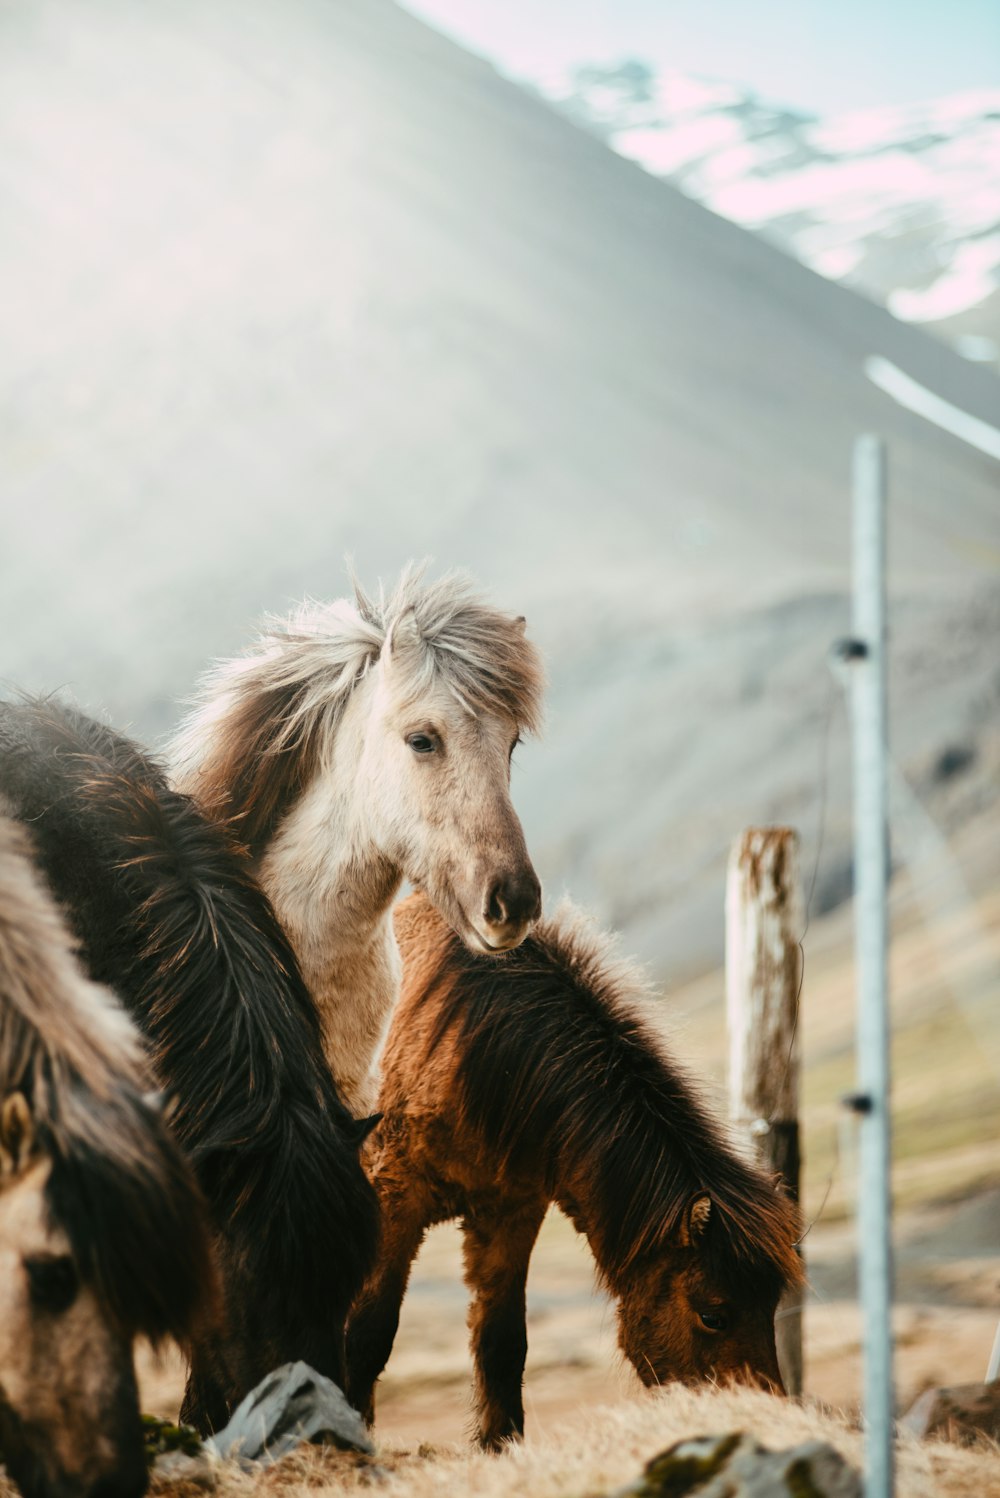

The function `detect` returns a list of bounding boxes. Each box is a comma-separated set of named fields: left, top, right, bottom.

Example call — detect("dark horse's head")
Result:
left=614, top=1189, right=799, bottom=1394
left=0, top=1089, right=211, bottom=1498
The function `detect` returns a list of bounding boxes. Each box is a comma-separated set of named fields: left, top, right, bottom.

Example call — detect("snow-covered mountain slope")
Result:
left=544, top=62, right=1000, bottom=363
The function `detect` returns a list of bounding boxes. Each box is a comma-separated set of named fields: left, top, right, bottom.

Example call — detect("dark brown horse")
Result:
left=0, top=700, right=379, bottom=1434
left=346, top=894, right=803, bottom=1449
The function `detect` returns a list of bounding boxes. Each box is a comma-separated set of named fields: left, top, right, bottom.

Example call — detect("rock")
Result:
left=608, top=1430, right=861, bottom=1498
left=206, top=1361, right=374, bottom=1467
left=143, top=1413, right=218, bottom=1487
left=902, top=1381, right=1000, bottom=1444
left=141, top=1414, right=204, bottom=1465
left=150, top=1449, right=219, bottom=1489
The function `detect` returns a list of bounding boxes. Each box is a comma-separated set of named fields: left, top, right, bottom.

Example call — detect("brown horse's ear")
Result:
left=513, top=615, right=527, bottom=635
left=0, top=1093, right=36, bottom=1179
left=679, top=1193, right=713, bottom=1247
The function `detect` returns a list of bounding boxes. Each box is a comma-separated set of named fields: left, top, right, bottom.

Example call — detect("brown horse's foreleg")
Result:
left=345, top=1174, right=437, bottom=1426
left=462, top=1198, right=546, bottom=1450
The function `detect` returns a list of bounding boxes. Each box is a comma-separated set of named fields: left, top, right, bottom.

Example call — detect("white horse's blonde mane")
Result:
left=170, top=565, right=545, bottom=850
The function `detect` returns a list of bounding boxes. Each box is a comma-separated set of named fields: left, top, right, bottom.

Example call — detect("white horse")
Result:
left=0, top=812, right=211, bottom=1498
left=170, top=568, right=544, bottom=1115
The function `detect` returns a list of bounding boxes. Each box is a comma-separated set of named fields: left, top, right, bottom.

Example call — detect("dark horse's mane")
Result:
left=0, top=699, right=379, bottom=1390
left=0, top=811, right=212, bottom=1343
left=414, top=901, right=801, bottom=1296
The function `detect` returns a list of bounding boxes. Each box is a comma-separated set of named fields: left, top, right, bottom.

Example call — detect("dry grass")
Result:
left=136, top=1386, right=999, bottom=1498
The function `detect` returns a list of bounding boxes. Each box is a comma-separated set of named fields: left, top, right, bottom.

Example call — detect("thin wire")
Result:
left=766, top=677, right=843, bottom=1124
left=795, top=1131, right=840, bottom=1247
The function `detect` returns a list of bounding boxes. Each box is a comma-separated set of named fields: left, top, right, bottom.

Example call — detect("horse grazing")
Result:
left=346, top=894, right=804, bottom=1449
left=170, top=567, right=545, bottom=1115
left=0, top=810, right=212, bottom=1498
left=0, top=701, right=379, bottom=1434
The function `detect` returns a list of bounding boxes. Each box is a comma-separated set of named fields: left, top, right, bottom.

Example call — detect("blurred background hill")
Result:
left=2, top=0, right=997, bottom=970
left=3, top=3, right=999, bottom=1399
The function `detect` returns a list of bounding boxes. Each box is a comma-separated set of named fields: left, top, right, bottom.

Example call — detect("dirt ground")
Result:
left=138, top=1188, right=1000, bottom=1448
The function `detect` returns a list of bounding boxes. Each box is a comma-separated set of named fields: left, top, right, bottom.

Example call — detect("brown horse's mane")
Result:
left=170, top=567, right=545, bottom=855
left=0, top=806, right=211, bottom=1342
left=404, top=897, right=802, bottom=1296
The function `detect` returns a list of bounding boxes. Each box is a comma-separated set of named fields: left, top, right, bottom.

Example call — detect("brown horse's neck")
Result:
left=551, top=1165, right=671, bottom=1300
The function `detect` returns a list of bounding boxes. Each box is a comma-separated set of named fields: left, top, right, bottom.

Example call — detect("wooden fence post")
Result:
left=726, top=827, right=804, bottom=1395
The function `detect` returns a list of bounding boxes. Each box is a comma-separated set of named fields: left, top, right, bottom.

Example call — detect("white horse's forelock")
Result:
left=169, top=564, right=544, bottom=817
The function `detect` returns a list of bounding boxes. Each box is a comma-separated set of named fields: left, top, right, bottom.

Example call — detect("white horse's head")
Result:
left=172, top=568, right=546, bottom=955
left=353, top=604, right=541, bottom=952
left=0, top=1094, right=147, bottom=1498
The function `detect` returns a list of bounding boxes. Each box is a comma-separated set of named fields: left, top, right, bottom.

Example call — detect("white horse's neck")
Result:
left=254, top=697, right=402, bottom=1118
left=174, top=591, right=543, bottom=1119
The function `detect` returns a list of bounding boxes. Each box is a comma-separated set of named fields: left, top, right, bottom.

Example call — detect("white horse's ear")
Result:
left=513, top=615, right=527, bottom=635
left=0, top=1093, right=35, bottom=1179
left=679, top=1193, right=713, bottom=1247
left=384, top=607, right=422, bottom=663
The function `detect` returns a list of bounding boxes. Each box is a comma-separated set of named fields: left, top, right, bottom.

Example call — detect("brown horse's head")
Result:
left=615, top=1192, right=795, bottom=1394
left=0, top=1095, right=148, bottom=1498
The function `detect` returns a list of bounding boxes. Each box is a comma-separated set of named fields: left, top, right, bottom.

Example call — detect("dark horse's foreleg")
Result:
left=345, top=1173, right=437, bottom=1426
left=462, top=1198, right=546, bottom=1450
left=179, top=1324, right=237, bottom=1435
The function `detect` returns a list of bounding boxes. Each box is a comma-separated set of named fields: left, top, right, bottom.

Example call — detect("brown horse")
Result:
left=0, top=810, right=212, bottom=1498
left=346, top=894, right=803, bottom=1449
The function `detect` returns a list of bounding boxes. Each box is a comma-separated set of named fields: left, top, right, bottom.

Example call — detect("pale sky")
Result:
left=400, top=1, right=1000, bottom=115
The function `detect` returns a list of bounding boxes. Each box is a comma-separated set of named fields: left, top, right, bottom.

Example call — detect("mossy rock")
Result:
left=637, top=1433, right=743, bottom=1497
left=141, top=1415, right=204, bottom=1467
left=607, top=1431, right=860, bottom=1498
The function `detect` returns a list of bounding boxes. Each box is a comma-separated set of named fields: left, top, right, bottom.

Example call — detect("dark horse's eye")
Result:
left=26, top=1254, right=79, bottom=1314
left=698, top=1308, right=730, bottom=1333
left=406, top=732, right=437, bottom=755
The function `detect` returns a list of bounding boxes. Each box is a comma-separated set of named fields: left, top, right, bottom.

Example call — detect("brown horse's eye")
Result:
left=26, top=1254, right=79, bottom=1314
left=698, top=1308, right=730, bottom=1333
left=406, top=733, right=437, bottom=755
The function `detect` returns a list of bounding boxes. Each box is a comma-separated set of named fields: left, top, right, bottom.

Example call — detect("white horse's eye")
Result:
left=406, top=733, right=437, bottom=755
left=26, top=1254, right=79, bottom=1314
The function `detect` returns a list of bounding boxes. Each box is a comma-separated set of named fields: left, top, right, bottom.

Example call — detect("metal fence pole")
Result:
left=849, top=434, right=894, bottom=1498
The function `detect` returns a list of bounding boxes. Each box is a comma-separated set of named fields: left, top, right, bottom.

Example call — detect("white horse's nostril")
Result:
left=485, top=882, right=509, bottom=927
left=485, top=871, right=541, bottom=930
